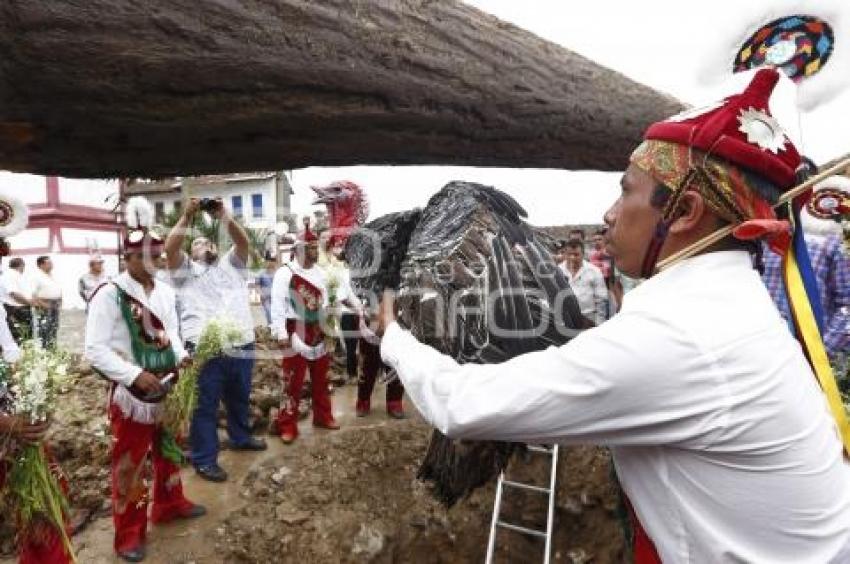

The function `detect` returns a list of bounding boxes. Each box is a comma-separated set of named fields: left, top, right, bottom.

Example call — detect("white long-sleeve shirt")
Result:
left=85, top=272, right=187, bottom=422
left=2, top=269, right=30, bottom=306
left=168, top=249, right=255, bottom=346
left=560, top=260, right=608, bottom=325
left=381, top=250, right=850, bottom=563
left=270, top=261, right=330, bottom=360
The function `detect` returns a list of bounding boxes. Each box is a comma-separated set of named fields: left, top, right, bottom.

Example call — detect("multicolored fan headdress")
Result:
left=698, top=2, right=850, bottom=111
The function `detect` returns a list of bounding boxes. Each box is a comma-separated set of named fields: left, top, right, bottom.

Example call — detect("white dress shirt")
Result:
left=381, top=250, right=850, bottom=563
left=85, top=272, right=187, bottom=423
left=270, top=261, right=329, bottom=360
left=31, top=268, right=62, bottom=301
left=2, top=269, right=30, bottom=306
left=560, top=260, right=607, bottom=325
left=168, top=249, right=255, bottom=346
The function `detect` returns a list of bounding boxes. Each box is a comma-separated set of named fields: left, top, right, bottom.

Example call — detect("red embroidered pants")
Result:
left=357, top=340, right=404, bottom=413
left=0, top=458, right=72, bottom=564
left=109, top=405, right=194, bottom=553
left=277, top=354, right=334, bottom=438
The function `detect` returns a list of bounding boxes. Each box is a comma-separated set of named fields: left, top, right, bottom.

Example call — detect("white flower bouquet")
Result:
left=0, top=340, right=76, bottom=562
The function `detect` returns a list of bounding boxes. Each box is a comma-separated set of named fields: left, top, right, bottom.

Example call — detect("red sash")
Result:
left=288, top=271, right=324, bottom=346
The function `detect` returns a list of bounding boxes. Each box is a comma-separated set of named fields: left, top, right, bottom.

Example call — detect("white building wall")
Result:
left=145, top=178, right=279, bottom=229
left=0, top=174, right=121, bottom=310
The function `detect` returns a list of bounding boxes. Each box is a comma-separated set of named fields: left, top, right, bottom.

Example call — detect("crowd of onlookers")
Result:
left=553, top=227, right=640, bottom=327
left=1, top=255, right=65, bottom=348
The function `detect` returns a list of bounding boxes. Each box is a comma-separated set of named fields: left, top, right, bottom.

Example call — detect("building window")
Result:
left=251, top=193, right=263, bottom=219
left=232, top=195, right=243, bottom=219
left=154, top=201, right=165, bottom=222
left=173, top=200, right=182, bottom=215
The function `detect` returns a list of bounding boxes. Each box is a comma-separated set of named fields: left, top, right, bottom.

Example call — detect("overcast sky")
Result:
left=4, top=0, right=849, bottom=226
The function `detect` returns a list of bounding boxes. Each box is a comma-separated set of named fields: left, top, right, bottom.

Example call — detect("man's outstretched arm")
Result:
left=376, top=292, right=720, bottom=447
left=164, top=198, right=199, bottom=270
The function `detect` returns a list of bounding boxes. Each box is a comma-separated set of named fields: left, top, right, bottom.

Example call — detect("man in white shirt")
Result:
left=164, top=197, right=266, bottom=484
left=31, top=256, right=62, bottom=348
left=2, top=257, right=37, bottom=342
left=85, top=202, right=205, bottom=562
left=373, top=69, right=850, bottom=563
left=559, top=240, right=608, bottom=326
left=78, top=255, right=110, bottom=313
left=270, top=222, right=361, bottom=443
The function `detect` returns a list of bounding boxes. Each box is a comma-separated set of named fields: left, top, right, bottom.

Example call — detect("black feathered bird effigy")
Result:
left=345, top=181, right=585, bottom=506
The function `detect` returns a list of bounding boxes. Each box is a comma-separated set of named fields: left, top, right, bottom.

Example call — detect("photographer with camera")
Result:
left=164, top=197, right=266, bottom=484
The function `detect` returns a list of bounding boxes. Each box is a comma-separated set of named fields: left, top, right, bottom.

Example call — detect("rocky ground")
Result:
left=1, top=310, right=624, bottom=563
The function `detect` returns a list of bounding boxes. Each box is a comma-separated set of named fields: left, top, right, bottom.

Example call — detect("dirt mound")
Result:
left=2, top=328, right=625, bottom=562
left=217, top=420, right=624, bottom=563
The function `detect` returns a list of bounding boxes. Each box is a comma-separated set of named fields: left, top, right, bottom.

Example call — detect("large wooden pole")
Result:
left=0, top=0, right=684, bottom=178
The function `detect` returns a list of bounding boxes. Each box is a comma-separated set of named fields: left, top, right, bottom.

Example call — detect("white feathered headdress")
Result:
left=0, top=191, right=29, bottom=239
left=698, top=3, right=848, bottom=111
left=803, top=175, right=850, bottom=238
left=124, top=196, right=155, bottom=229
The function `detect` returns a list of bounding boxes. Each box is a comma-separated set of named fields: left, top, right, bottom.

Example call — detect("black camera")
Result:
left=199, top=198, right=222, bottom=214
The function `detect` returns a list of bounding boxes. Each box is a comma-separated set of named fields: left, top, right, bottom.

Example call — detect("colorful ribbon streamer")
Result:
left=782, top=202, right=850, bottom=456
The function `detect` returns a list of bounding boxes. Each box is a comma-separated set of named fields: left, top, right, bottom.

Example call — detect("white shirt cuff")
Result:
left=379, top=322, right=405, bottom=366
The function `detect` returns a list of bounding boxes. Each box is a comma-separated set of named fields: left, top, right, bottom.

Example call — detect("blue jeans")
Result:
left=190, top=342, right=255, bottom=467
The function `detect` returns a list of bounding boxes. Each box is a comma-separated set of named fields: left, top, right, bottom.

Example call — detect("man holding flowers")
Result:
left=85, top=197, right=205, bottom=563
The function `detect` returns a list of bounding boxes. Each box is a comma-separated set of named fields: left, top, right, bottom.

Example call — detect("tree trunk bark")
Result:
left=0, top=0, right=684, bottom=178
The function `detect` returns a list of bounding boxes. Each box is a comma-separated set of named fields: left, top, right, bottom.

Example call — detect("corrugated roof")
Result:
left=125, top=172, right=278, bottom=195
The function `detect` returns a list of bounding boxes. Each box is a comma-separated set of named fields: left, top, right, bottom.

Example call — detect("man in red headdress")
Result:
left=373, top=69, right=850, bottom=562
left=85, top=197, right=205, bottom=562
left=270, top=220, right=341, bottom=443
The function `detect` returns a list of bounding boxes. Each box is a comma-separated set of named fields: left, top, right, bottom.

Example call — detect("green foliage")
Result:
left=161, top=318, right=244, bottom=437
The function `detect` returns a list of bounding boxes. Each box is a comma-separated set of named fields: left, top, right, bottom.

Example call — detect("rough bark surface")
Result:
left=0, top=0, right=684, bottom=178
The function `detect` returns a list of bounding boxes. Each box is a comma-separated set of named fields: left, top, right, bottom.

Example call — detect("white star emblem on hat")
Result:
left=737, top=107, right=787, bottom=153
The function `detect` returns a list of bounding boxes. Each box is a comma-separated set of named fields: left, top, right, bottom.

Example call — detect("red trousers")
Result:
left=276, top=354, right=334, bottom=438
left=109, top=405, right=194, bottom=553
left=0, top=457, right=72, bottom=564
left=357, top=340, right=404, bottom=412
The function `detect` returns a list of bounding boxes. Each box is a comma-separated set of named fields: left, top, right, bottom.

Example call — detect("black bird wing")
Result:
left=394, top=181, right=584, bottom=506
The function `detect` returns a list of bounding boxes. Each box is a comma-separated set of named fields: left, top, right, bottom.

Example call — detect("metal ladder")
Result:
left=485, top=444, right=559, bottom=564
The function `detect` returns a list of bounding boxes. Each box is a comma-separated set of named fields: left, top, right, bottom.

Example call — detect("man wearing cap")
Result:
left=270, top=220, right=341, bottom=443
left=86, top=197, right=205, bottom=562
left=79, top=255, right=110, bottom=313
left=164, top=198, right=267, bottom=484
left=373, top=69, right=850, bottom=562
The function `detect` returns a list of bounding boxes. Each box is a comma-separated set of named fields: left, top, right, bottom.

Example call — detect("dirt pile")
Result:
left=2, top=329, right=625, bottom=562
left=217, top=420, right=624, bottom=563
